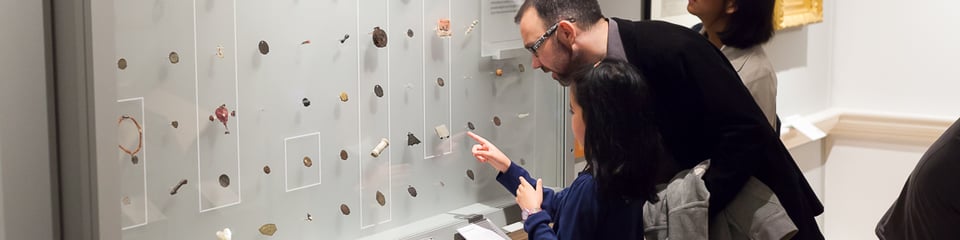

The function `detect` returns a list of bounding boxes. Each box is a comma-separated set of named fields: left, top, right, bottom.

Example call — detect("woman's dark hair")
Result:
left=570, top=59, right=664, bottom=202
left=718, top=0, right=776, bottom=49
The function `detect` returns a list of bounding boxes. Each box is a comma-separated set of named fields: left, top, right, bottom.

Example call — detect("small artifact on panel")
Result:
left=170, top=179, right=188, bottom=195
left=263, top=165, right=271, bottom=174
left=340, top=204, right=351, bottom=215
left=305, top=213, right=313, bottom=221
left=121, top=196, right=131, bottom=205
left=407, top=29, right=415, bottom=38
left=407, top=185, right=418, bottom=197
left=339, top=92, right=349, bottom=102
left=370, top=138, right=390, bottom=157
left=302, top=98, right=311, bottom=107
left=210, top=104, right=232, bottom=134
left=339, top=34, right=351, bottom=44
left=407, top=132, right=421, bottom=146
left=493, top=116, right=502, bottom=126
left=171, top=121, right=179, bottom=128
left=434, top=125, right=450, bottom=139
left=218, top=174, right=230, bottom=188
left=374, top=85, right=384, bottom=98
left=216, top=44, right=225, bottom=59
left=436, top=18, right=452, bottom=38
left=517, top=113, right=530, bottom=119
left=436, top=77, right=445, bottom=87
left=258, top=40, right=270, bottom=55
left=467, top=122, right=476, bottom=131
left=169, top=51, right=180, bottom=64
left=465, top=20, right=480, bottom=35
left=216, top=228, right=232, bottom=240
left=340, top=150, right=349, bottom=160
left=258, top=224, right=278, bottom=236
left=375, top=190, right=386, bottom=206
left=301, top=40, right=311, bottom=45
left=372, top=27, right=388, bottom=48
left=518, top=64, right=525, bottom=72
left=466, top=169, right=475, bottom=181
left=117, top=58, right=128, bottom=70
left=118, top=115, right=143, bottom=165
left=520, top=158, right=527, bottom=165
left=302, top=156, right=313, bottom=168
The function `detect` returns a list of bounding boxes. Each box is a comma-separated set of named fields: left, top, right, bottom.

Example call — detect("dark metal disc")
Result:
left=466, top=169, right=475, bottom=181
left=375, top=191, right=386, bottom=206
left=374, top=85, right=384, bottom=98
left=372, top=27, right=388, bottom=48
left=340, top=150, right=349, bottom=160
left=340, top=204, right=351, bottom=215
left=218, top=174, right=230, bottom=188
left=258, top=40, right=270, bottom=55
left=117, top=58, right=127, bottom=70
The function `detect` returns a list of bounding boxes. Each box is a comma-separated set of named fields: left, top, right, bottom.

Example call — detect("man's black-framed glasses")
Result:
left=525, top=18, right=575, bottom=56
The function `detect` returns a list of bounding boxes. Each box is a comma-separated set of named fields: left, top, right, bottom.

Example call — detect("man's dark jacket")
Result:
left=613, top=18, right=825, bottom=239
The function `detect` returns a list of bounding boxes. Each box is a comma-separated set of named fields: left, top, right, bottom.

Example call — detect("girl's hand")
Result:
left=517, top=177, right=543, bottom=212
left=467, top=132, right=511, bottom=173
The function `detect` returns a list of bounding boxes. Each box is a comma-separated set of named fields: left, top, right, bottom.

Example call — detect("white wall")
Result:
left=832, top=0, right=960, bottom=118
left=598, top=0, right=645, bottom=21
left=0, top=0, right=57, bottom=240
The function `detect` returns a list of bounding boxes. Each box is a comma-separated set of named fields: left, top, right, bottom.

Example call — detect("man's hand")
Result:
left=467, top=132, right=511, bottom=173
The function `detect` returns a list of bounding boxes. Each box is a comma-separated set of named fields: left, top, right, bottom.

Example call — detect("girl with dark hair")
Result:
left=467, top=59, right=663, bottom=240
left=688, top=0, right=779, bottom=129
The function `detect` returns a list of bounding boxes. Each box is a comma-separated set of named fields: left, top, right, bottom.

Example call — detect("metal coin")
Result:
left=375, top=190, right=386, bottom=206
left=466, top=169, right=475, bottom=181
left=493, top=116, right=502, bottom=126
left=302, top=98, right=311, bottom=107
left=258, top=40, right=270, bottom=55
left=467, top=122, right=475, bottom=131
left=263, top=165, right=271, bottom=174
left=218, top=174, right=230, bottom=188
left=169, top=51, right=180, bottom=64
left=372, top=27, right=388, bottom=48
left=374, top=85, right=384, bottom=98
left=340, top=150, right=349, bottom=160
left=303, top=156, right=313, bottom=168
left=407, top=29, right=414, bottom=38
left=117, top=58, right=127, bottom=70
left=437, top=77, right=445, bottom=87
left=339, top=92, right=349, bottom=102
left=340, top=204, right=351, bottom=215
left=407, top=185, right=418, bottom=197
left=407, top=132, right=421, bottom=146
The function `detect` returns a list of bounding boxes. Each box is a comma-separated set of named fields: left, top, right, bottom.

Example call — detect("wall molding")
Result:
left=781, top=109, right=956, bottom=150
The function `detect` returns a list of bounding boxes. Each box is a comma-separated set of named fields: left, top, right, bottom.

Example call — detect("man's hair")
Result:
left=514, top=0, right=604, bottom=30
left=570, top=59, right=665, bottom=202
left=718, top=0, right=776, bottom=48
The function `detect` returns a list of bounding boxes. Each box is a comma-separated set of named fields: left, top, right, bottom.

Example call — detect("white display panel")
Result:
left=112, top=0, right=564, bottom=239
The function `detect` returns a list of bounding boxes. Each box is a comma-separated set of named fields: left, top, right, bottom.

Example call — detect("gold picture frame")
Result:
left=774, top=0, right=823, bottom=30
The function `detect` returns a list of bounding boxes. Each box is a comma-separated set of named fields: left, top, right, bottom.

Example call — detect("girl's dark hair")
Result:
left=718, top=0, right=776, bottom=48
left=570, top=59, right=664, bottom=202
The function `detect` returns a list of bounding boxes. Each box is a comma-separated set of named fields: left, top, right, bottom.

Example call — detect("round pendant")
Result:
left=263, top=165, right=271, bottom=174
left=117, top=58, right=128, bottom=70
left=493, top=116, right=502, bottom=126
left=407, top=29, right=415, bottom=38
left=169, top=51, right=180, bottom=64
left=372, top=27, right=388, bottom=48
left=302, top=156, right=313, bottom=168
left=466, top=169, right=475, bottom=181
left=375, top=190, right=386, bottom=206
left=258, top=40, right=270, bottom=55
left=131, top=155, right=139, bottom=165
left=374, top=85, right=384, bottom=98
left=339, top=92, right=349, bottom=102
left=407, top=185, right=418, bottom=197
left=340, top=204, right=351, bottom=215
left=340, top=150, right=349, bottom=160
left=437, top=77, right=445, bottom=87
left=218, top=174, right=230, bottom=188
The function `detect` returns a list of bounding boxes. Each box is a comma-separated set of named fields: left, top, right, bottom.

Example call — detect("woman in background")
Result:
left=689, top=0, right=779, bottom=130
left=467, top=59, right=665, bottom=240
